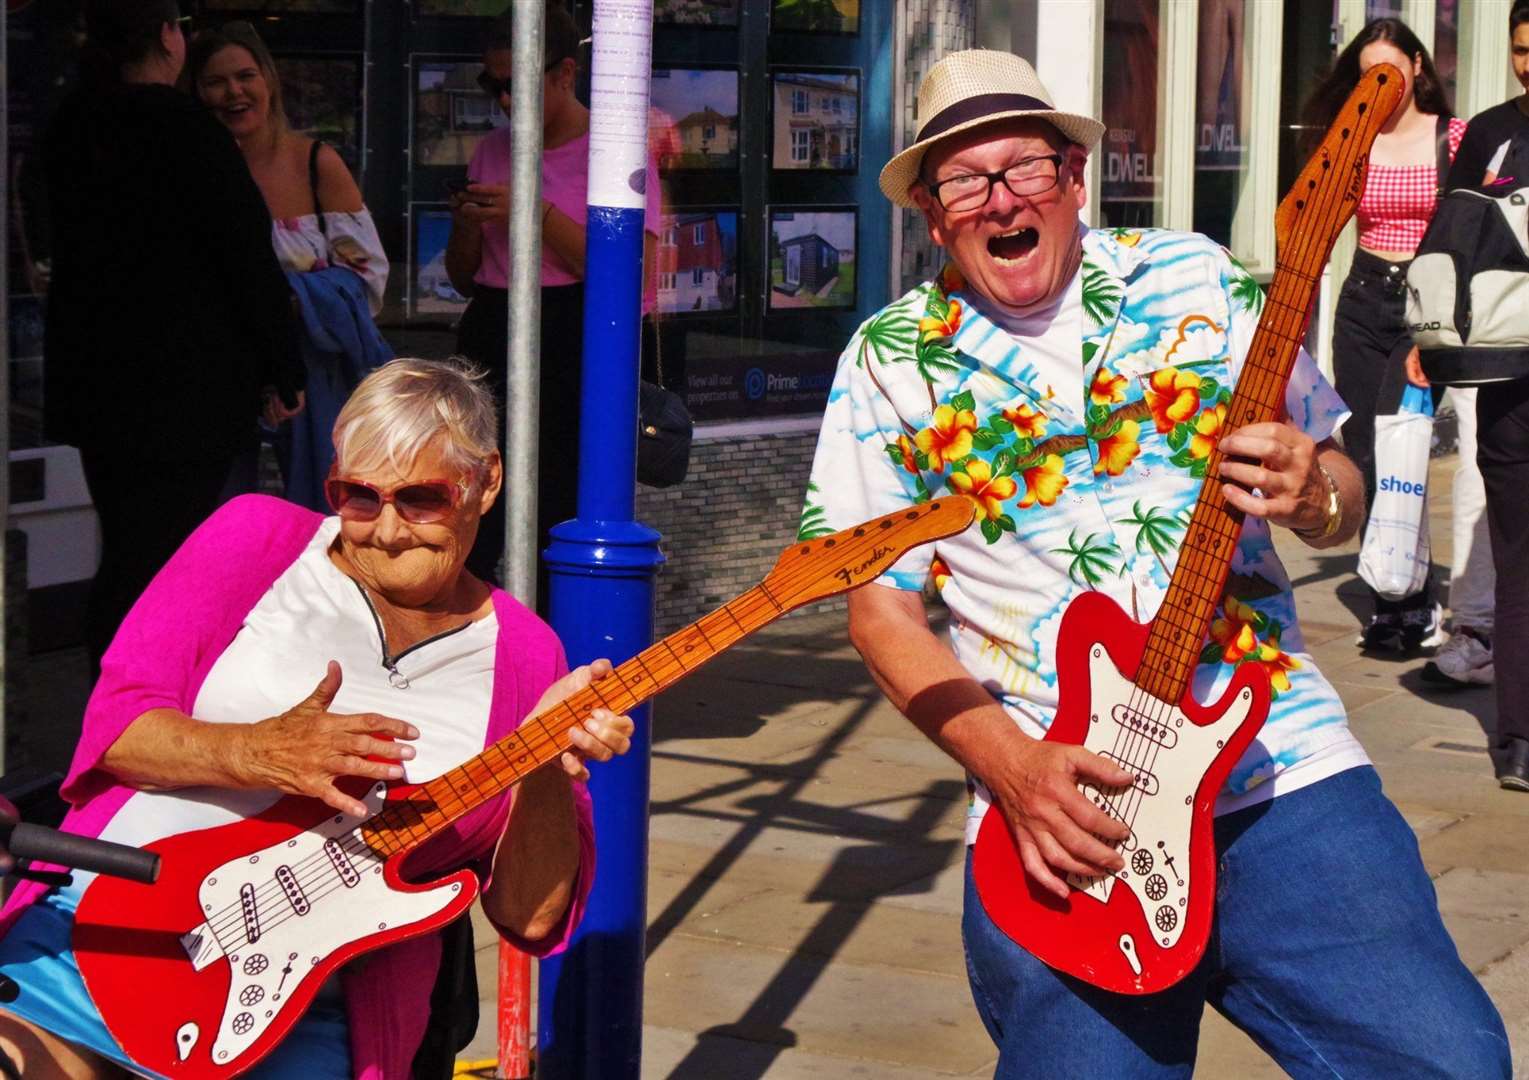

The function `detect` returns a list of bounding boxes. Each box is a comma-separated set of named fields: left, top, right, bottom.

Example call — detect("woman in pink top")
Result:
left=0, top=359, right=633, bottom=1079
left=1302, top=18, right=1464, bottom=653
left=444, top=3, right=663, bottom=603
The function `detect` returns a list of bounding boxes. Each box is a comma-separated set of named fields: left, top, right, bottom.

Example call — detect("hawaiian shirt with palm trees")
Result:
left=801, top=227, right=1367, bottom=840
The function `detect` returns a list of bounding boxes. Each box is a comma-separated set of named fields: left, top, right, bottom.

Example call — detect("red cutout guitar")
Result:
left=972, top=66, right=1403, bottom=994
left=72, top=498, right=974, bottom=1077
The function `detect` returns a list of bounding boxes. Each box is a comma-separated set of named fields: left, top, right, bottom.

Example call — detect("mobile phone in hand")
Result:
left=446, top=177, right=475, bottom=197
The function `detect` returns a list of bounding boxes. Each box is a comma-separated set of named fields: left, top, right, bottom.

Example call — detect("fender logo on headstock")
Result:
left=833, top=545, right=896, bottom=587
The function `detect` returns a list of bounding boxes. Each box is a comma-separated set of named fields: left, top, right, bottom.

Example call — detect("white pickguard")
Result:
left=1066, top=645, right=1254, bottom=951
left=174, top=783, right=462, bottom=1068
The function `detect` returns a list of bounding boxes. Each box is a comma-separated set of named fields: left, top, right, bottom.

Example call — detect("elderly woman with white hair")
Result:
left=0, top=358, right=631, bottom=1080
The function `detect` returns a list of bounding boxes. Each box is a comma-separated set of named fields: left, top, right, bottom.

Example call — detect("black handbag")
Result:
left=638, top=378, right=692, bottom=488
left=638, top=316, right=692, bottom=488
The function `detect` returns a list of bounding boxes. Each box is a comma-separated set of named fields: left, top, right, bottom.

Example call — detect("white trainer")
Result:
left=1421, top=627, right=1494, bottom=688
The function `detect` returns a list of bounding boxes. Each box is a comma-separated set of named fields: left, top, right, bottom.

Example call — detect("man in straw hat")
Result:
left=800, top=50, right=1507, bottom=1075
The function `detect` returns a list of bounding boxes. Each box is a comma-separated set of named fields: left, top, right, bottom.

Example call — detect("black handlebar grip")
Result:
left=7, top=823, right=161, bottom=884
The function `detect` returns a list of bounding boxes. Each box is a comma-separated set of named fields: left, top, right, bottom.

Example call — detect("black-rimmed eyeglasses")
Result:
left=925, top=154, right=1065, bottom=212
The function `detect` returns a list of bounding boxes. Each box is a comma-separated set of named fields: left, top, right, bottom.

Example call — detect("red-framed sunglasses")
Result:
left=324, top=474, right=467, bottom=524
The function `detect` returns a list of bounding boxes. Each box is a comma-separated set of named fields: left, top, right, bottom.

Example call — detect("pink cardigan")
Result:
left=0, top=495, right=595, bottom=1077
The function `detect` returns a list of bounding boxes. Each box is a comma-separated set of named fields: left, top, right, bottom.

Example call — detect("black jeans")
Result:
left=1331, top=249, right=1439, bottom=614
left=79, top=446, right=240, bottom=671
left=1477, top=379, right=1529, bottom=745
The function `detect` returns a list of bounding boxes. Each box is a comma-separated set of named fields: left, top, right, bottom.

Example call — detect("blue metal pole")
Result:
left=540, top=3, right=661, bottom=1078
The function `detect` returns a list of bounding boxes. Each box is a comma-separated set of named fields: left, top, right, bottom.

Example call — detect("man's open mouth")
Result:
left=988, top=228, right=1038, bottom=265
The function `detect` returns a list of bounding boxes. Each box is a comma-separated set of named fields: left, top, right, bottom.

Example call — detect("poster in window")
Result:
left=1191, top=0, right=1246, bottom=245
left=771, top=0, right=858, bottom=35
left=767, top=206, right=857, bottom=311
left=649, top=67, right=739, bottom=173
left=409, top=205, right=470, bottom=319
left=201, top=0, right=357, bottom=12
left=656, top=208, right=738, bottom=315
left=274, top=54, right=363, bottom=175
left=413, top=57, right=505, bottom=169
left=1099, top=0, right=1161, bottom=229
left=770, top=69, right=860, bottom=172
left=655, top=0, right=740, bottom=26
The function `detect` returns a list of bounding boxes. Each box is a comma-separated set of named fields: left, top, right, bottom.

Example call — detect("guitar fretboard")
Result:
left=354, top=497, right=974, bottom=858
left=1135, top=69, right=1400, bottom=704
left=358, top=583, right=782, bottom=855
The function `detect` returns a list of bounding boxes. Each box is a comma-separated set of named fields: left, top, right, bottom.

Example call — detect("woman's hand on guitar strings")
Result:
left=532, top=659, right=636, bottom=784
left=986, top=734, right=1135, bottom=901
left=1215, top=421, right=1327, bottom=533
left=234, top=660, right=419, bottom=818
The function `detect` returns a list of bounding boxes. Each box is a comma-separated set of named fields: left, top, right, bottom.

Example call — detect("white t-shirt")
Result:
left=82, top=519, right=500, bottom=886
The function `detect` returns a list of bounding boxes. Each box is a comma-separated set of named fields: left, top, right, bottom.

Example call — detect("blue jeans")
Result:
left=962, top=767, right=1510, bottom=1078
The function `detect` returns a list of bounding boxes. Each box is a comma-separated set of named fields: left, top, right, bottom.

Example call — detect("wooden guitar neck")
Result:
left=1135, top=64, right=1404, bottom=703
left=356, top=497, right=975, bottom=856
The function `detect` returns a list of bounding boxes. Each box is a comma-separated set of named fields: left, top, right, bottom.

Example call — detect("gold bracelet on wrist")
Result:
left=1293, top=461, right=1342, bottom=541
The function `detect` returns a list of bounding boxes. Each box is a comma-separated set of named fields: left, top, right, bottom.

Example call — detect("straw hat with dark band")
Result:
left=879, top=50, right=1106, bottom=209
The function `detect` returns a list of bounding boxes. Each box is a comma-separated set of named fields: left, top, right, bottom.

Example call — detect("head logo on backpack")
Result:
left=1405, top=183, right=1529, bottom=386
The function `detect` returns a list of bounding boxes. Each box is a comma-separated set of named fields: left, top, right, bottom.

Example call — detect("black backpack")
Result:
left=1405, top=172, right=1529, bottom=386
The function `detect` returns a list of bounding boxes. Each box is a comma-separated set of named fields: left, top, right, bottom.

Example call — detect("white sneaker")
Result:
left=1421, top=626, right=1494, bottom=687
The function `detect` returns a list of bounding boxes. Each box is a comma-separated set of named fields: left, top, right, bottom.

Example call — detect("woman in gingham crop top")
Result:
left=1302, top=17, right=1463, bottom=653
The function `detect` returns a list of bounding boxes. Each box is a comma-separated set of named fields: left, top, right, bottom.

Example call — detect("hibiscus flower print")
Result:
left=1189, top=402, right=1228, bottom=459
left=915, top=404, right=977, bottom=471
left=1089, top=366, right=1127, bottom=406
left=1144, top=367, right=1201, bottom=433
left=1019, top=453, right=1069, bottom=509
left=1254, top=637, right=1300, bottom=695
left=1093, top=419, right=1142, bottom=477
left=919, top=300, right=963, bottom=345
left=1207, top=597, right=1262, bottom=663
left=949, top=459, right=1018, bottom=522
left=1002, top=402, right=1049, bottom=440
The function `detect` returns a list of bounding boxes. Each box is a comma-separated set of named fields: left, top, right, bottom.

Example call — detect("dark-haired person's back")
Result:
left=44, top=80, right=304, bottom=667
left=1437, top=1, right=1529, bottom=790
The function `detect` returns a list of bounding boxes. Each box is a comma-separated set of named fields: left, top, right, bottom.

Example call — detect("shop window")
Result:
left=8, top=0, right=889, bottom=434
left=1434, top=0, right=1459, bottom=107
left=1101, top=0, right=1163, bottom=229
left=1192, top=0, right=1248, bottom=246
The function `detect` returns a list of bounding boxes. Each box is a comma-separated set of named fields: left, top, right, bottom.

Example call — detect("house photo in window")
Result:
left=770, top=69, right=860, bottom=172
left=767, top=206, right=856, bottom=311
left=649, top=66, right=740, bottom=172
left=409, top=204, right=471, bottom=320
left=655, top=208, right=739, bottom=316
left=771, top=0, right=858, bottom=35
left=413, top=57, right=505, bottom=168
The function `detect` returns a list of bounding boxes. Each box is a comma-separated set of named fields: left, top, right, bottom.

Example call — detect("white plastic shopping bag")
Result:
left=1358, top=384, right=1434, bottom=600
